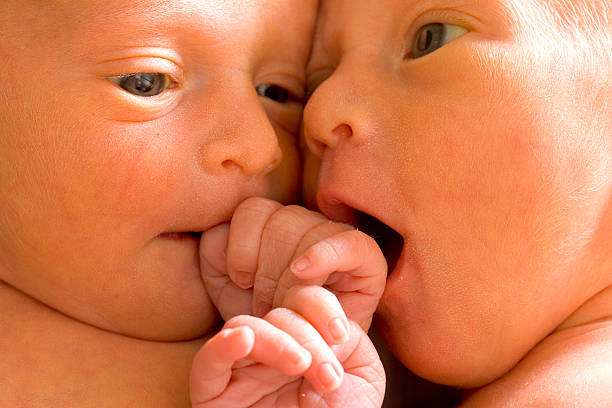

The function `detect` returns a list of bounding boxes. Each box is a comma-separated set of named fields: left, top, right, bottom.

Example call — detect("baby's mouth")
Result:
left=354, top=211, right=404, bottom=275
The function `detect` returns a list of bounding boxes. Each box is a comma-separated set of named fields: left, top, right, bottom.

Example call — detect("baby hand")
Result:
left=189, top=285, right=385, bottom=408
left=200, top=197, right=387, bottom=330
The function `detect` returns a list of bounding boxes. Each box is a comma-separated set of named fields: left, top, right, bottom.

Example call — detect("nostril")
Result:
left=221, top=159, right=236, bottom=169
left=331, top=123, right=353, bottom=142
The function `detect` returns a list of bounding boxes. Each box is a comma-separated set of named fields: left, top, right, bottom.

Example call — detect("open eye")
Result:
left=408, top=23, right=468, bottom=59
left=256, top=84, right=291, bottom=103
left=109, top=73, right=174, bottom=97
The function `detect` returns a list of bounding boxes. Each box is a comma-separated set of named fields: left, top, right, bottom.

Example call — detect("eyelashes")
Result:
left=256, top=84, right=290, bottom=103
left=109, top=73, right=299, bottom=106
left=108, top=73, right=176, bottom=97
left=407, top=23, right=468, bottom=59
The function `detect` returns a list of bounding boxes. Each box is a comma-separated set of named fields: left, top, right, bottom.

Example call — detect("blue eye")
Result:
left=110, top=73, right=172, bottom=97
left=256, top=84, right=290, bottom=103
left=409, top=23, right=468, bottom=59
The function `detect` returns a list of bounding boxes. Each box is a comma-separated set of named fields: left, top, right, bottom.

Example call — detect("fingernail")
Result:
left=328, top=317, right=349, bottom=343
left=291, top=256, right=311, bottom=275
left=235, top=271, right=252, bottom=288
left=317, top=362, right=342, bottom=390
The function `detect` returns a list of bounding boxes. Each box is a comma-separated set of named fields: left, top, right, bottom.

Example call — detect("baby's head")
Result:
left=0, top=0, right=316, bottom=340
left=303, top=0, right=611, bottom=387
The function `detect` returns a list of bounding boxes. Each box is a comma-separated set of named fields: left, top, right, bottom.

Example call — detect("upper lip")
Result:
left=316, top=185, right=405, bottom=276
left=316, top=191, right=358, bottom=227
left=316, top=187, right=398, bottom=235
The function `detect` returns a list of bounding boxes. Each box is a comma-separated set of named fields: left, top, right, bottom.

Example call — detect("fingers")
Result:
left=269, top=222, right=354, bottom=310
left=200, top=223, right=252, bottom=320
left=248, top=204, right=328, bottom=316
left=224, top=315, right=313, bottom=375
left=190, top=326, right=255, bottom=404
left=286, top=229, right=387, bottom=330
left=298, top=320, right=386, bottom=408
left=191, top=285, right=353, bottom=407
left=290, top=229, right=386, bottom=294
left=263, top=307, right=345, bottom=393
left=190, top=316, right=313, bottom=406
left=226, top=198, right=282, bottom=289
left=281, top=284, right=350, bottom=345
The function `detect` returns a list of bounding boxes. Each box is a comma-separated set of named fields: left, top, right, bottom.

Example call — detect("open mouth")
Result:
left=354, top=211, right=404, bottom=275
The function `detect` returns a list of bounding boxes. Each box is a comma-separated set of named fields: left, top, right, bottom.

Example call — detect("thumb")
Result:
left=190, top=327, right=255, bottom=406
left=200, top=223, right=252, bottom=320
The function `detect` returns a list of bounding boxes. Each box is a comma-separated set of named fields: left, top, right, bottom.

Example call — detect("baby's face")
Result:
left=304, top=0, right=611, bottom=386
left=0, top=0, right=316, bottom=340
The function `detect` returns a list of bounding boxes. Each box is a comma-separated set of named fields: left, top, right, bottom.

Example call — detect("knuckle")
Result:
left=315, top=237, right=342, bottom=259
left=237, top=196, right=279, bottom=214
left=301, top=221, right=353, bottom=250
left=232, top=197, right=282, bottom=226
left=253, top=275, right=278, bottom=298
left=348, top=229, right=383, bottom=254
left=265, top=205, right=308, bottom=230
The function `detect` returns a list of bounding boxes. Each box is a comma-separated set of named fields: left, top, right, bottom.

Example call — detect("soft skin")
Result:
left=0, top=0, right=318, bottom=405
left=0, top=0, right=316, bottom=343
left=303, top=0, right=612, bottom=389
left=190, top=286, right=385, bottom=408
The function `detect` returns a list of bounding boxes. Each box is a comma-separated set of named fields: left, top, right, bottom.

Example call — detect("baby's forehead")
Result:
left=3, top=0, right=316, bottom=54
left=7, top=0, right=313, bottom=31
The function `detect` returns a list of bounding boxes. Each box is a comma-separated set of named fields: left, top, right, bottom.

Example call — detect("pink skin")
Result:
left=190, top=285, right=385, bottom=408
left=199, top=197, right=387, bottom=330
left=0, top=0, right=316, bottom=341
left=302, top=0, right=612, bottom=389
left=196, top=196, right=387, bottom=406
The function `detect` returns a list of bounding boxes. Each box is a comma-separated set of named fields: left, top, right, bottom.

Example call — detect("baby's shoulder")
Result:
left=463, top=318, right=612, bottom=407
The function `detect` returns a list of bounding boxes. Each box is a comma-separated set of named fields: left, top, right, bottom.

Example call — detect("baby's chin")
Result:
left=97, top=298, right=219, bottom=342
left=68, top=278, right=219, bottom=342
left=374, top=305, right=516, bottom=389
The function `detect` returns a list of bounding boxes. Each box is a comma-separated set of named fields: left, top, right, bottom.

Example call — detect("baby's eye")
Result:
left=256, top=84, right=291, bottom=103
left=409, top=23, right=468, bottom=59
left=109, top=73, right=173, bottom=97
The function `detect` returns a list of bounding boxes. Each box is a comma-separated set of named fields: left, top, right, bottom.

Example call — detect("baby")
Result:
left=192, top=0, right=612, bottom=406
left=302, top=0, right=611, bottom=405
left=0, top=0, right=318, bottom=406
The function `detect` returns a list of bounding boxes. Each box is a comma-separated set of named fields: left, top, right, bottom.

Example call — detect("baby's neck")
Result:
left=0, top=281, right=206, bottom=408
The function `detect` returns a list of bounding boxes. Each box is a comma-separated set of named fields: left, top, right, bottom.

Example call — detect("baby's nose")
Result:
left=199, top=97, right=282, bottom=177
left=302, top=78, right=357, bottom=158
